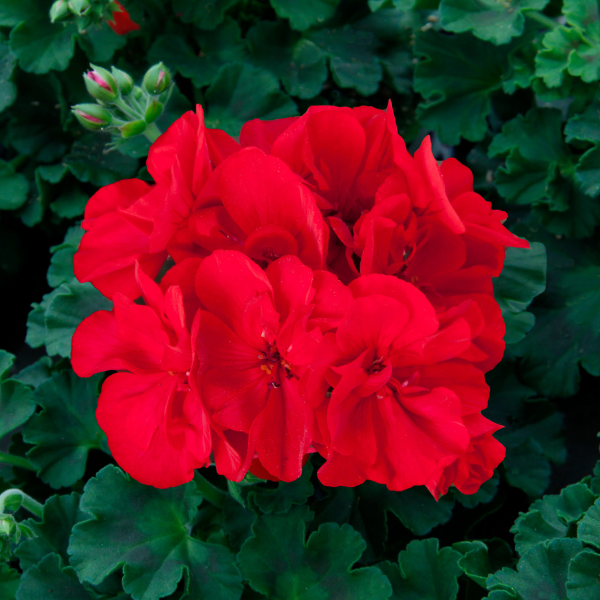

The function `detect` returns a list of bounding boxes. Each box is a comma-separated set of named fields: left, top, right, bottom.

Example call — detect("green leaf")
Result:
left=0, top=350, right=14, bottom=379
left=11, top=357, right=53, bottom=390
left=250, top=461, right=314, bottom=514
left=269, top=0, right=341, bottom=31
left=308, top=26, right=382, bottom=96
left=440, top=0, right=548, bottom=45
left=578, top=498, right=600, bottom=550
left=76, top=23, right=127, bottom=63
left=0, top=0, right=45, bottom=26
left=565, top=97, right=600, bottom=143
left=17, top=553, right=93, bottom=600
left=16, top=493, right=85, bottom=571
left=380, top=46, right=413, bottom=95
left=49, top=183, right=89, bottom=219
left=486, top=360, right=565, bottom=494
left=172, top=0, right=240, bottom=30
left=22, top=372, right=104, bottom=489
left=0, top=374, right=36, bottom=441
left=532, top=179, right=600, bottom=239
left=488, top=108, right=572, bottom=208
left=575, top=145, right=600, bottom=197
left=487, top=538, right=583, bottom=598
left=204, top=63, right=297, bottom=136
left=238, top=505, right=392, bottom=600
left=414, top=30, right=508, bottom=145
left=69, top=465, right=243, bottom=600
left=247, top=21, right=327, bottom=99
left=515, top=255, right=600, bottom=396
left=493, top=243, right=547, bottom=344
left=63, top=135, right=139, bottom=187
left=42, top=281, right=112, bottom=358
left=0, top=563, right=19, bottom=600
left=0, top=160, right=28, bottom=211
left=511, top=483, right=597, bottom=555
left=502, top=438, right=551, bottom=497
left=453, top=540, right=513, bottom=588
left=149, top=20, right=246, bottom=89
left=47, top=227, right=84, bottom=289
left=0, top=37, right=17, bottom=112
left=377, top=538, right=462, bottom=600
left=10, top=19, right=76, bottom=74
left=535, top=26, right=585, bottom=88
left=566, top=550, right=600, bottom=600
left=535, top=0, right=600, bottom=86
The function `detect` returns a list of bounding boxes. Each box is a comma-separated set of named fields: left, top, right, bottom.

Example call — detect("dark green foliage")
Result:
left=1, top=0, right=599, bottom=598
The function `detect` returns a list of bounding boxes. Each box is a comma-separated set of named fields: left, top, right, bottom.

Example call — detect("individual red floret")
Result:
left=74, top=106, right=240, bottom=300
left=188, top=147, right=329, bottom=270
left=192, top=250, right=351, bottom=482
left=71, top=264, right=210, bottom=488
left=305, top=274, right=498, bottom=492
left=73, top=179, right=167, bottom=300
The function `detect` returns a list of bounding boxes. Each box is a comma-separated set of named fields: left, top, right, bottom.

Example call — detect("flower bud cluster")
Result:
left=49, top=0, right=139, bottom=35
left=0, top=491, right=35, bottom=561
left=72, top=63, right=172, bottom=143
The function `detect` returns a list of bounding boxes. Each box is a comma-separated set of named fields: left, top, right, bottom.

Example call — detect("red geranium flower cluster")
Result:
left=71, top=103, right=528, bottom=498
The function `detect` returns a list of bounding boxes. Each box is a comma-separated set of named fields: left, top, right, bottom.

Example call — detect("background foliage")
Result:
left=0, top=0, right=599, bottom=598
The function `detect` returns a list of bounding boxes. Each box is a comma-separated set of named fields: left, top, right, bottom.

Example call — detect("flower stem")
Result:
left=144, top=122, right=162, bottom=143
left=0, top=452, right=36, bottom=472
left=526, top=11, right=559, bottom=30
left=0, top=489, right=43, bottom=518
left=193, top=472, right=227, bottom=508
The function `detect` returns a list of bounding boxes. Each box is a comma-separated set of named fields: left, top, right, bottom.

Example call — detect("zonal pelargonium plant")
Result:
left=70, top=104, right=528, bottom=495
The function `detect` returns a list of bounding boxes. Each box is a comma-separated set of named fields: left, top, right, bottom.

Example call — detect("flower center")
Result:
left=366, top=356, right=386, bottom=375
left=258, top=345, right=292, bottom=381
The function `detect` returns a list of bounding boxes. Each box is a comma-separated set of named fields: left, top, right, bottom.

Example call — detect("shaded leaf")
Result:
left=493, top=243, right=547, bottom=344
left=577, top=498, right=600, bottom=550
left=308, top=26, right=382, bottom=96
left=512, top=483, right=597, bottom=555
left=378, top=538, right=462, bottom=600
left=172, top=0, right=240, bottom=30
left=0, top=563, right=19, bottom=600
left=69, top=465, right=243, bottom=600
left=204, top=63, right=297, bottom=136
left=17, top=553, right=93, bottom=600
left=63, top=135, right=139, bottom=187
left=487, top=538, right=583, bottom=598
left=270, top=0, right=341, bottom=31
left=414, top=30, right=508, bottom=145
left=22, top=371, right=105, bottom=489
left=16, top=493, right=85, bottom=571
left=238, top=505, right=391, bottom=600
left=247, top=21, right=327, bottom=99
left=10, top=19, right=76, bottom=74
left=46, top=226, right=84, bottom=289
left=0, top=160, right=29, bottom=211
left=566, top=550, right=600, bottom=600
left=0, top=37, right=17, bottom=112
left=440, top=0, right=548, bottom=46
left=575, top=145, right=600, bottom=197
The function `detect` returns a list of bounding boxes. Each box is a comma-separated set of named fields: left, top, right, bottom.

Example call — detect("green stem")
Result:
left=113, top=98, right=141, bottom=121
left=0, top=452, right=36, bottom=472
left=193, top=472, right=227, bottom=509
left=144, top=122, right=162, bottom=143
left=526, top=10, right=559, bottom=30
left=0, top=489, right=43, bottom=518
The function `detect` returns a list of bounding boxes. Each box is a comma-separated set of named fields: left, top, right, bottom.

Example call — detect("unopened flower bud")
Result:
left=111, top=66, right=133, bottom=95
left=68, top=0, right=90, bottom=16
left=142, top=63, right=171, bottom=95
left=50, top=0, right=71, bottom=22
left=144, top=99, right=163, bottom=124
left=73, top=103, right=112, bottom=130
left=120, top=119, right=146, bottom=138
left=84, top=65, right=118, bottom=102
left=0, top=516, right=15, bottom=538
